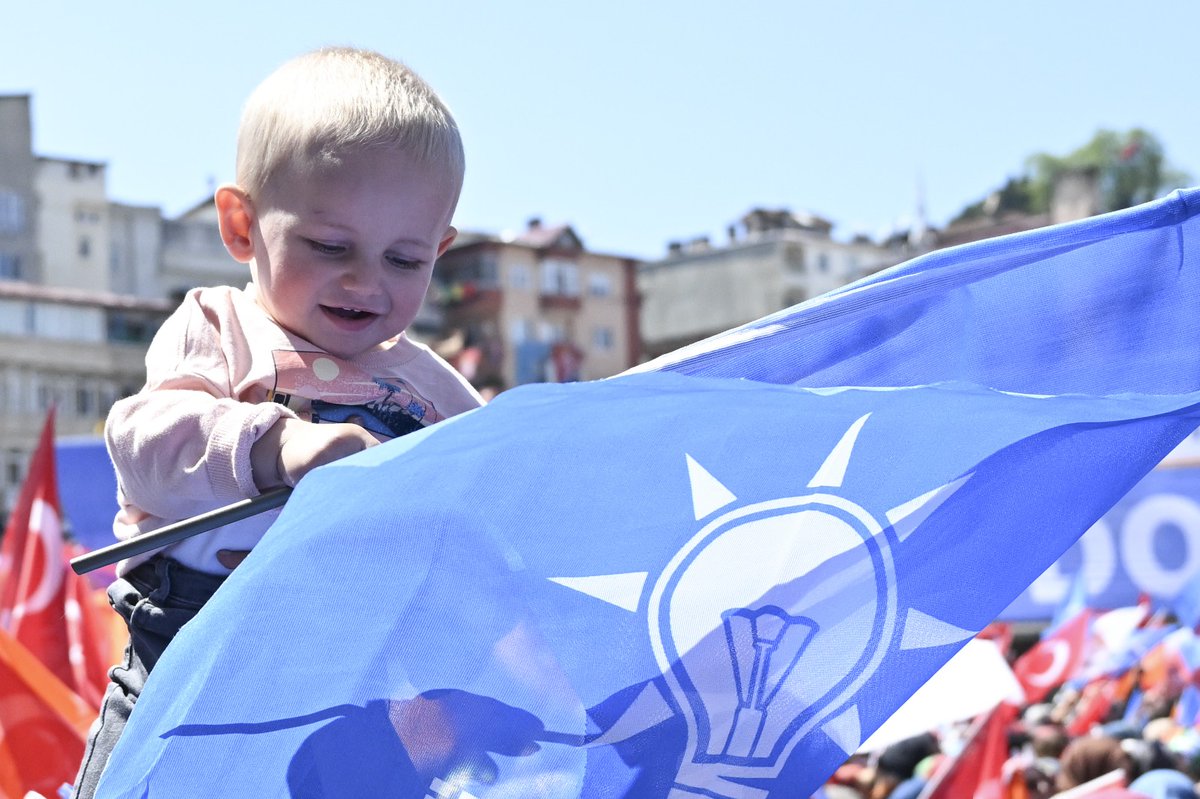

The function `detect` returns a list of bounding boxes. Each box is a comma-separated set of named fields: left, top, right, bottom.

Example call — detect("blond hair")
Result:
left=235, top=47, right=465, bottom=201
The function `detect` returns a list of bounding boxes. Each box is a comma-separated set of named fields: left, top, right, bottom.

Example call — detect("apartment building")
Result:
left=0, top=281, right=171, bottom=505
left=639, top=208, right=896, bottom=360
left=0, top=95, right=37, bottom=283
left=435, top=219, right=640, bottom=389
left=0, top=95, right=237, bottom=512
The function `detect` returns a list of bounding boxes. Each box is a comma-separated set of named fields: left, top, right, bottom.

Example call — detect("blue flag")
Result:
left=1172, top=569, right=1200, bottom=629
left=1043, top=566, right=1089, bottom=638
left=95, top=189, right=1200, bottom=799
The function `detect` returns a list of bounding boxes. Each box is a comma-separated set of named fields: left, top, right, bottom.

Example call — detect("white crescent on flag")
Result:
left=1022, top=639, right=1070, bottom=689
left=10, top=497, right=64, bottom=623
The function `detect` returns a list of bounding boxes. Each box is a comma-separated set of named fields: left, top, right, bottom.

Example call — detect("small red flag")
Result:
left=0, top=408, right=111, bottom=707
left=920, top=701, right=1018, bottom=799
left=1013, top=610, right=1094, bottom=705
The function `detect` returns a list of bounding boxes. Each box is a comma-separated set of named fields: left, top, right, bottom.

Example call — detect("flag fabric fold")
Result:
left=94, top=188, right=1200, bottom=798
left=0, top=626, right=93, bottom=799
left=95, top=377, right=1200, bottom=799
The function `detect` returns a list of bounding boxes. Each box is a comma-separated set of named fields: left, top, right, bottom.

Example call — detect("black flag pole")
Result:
left=70, top=487, right=294, bottom=575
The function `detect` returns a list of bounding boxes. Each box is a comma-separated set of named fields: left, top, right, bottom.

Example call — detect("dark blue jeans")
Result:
left=71, top=557, right=225, bottom=799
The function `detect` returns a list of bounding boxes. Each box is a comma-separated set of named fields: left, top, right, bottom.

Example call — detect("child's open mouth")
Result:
left=320, top=305, right=379, bottom=330
left=321, top=305, right=377, bottom=321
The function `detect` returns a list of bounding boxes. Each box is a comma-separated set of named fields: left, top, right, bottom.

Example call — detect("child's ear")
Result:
left=436, top=226, right=458, bottom=258
left=215, top=185, right=256, bottom=263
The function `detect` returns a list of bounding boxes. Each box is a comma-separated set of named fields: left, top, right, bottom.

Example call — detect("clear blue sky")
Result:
left=3, top=2, right=1198, bottom=260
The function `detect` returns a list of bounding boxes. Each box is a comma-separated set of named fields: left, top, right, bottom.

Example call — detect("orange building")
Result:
left=434, top=219, right=641, bottom=392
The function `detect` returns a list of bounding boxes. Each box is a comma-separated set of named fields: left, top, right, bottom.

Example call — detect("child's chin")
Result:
left=317, top=334, right=392, bottom=361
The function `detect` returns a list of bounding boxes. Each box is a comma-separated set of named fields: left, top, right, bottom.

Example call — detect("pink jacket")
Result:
left=106, top=284, right=482, bottom=575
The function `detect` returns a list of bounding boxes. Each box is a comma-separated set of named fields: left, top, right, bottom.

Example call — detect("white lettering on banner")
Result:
left=1028, top=520, right=1115, bottom=605
left=1121, top=493, right=1200, bottom=596
left=1025, top=493, right=1200, bottom=610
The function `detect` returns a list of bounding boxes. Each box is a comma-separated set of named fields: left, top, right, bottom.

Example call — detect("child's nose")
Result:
left=337, top=260, right=381, bottom=292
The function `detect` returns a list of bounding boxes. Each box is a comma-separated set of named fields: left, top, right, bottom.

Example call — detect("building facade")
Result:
left=435, top=219, right=640, bottom=390
left=638, top=208, right=896, bottom=360
left=0, top=96, right=237, bottom=514
left=0, top=281, right=171, bottom=509
left=0, top=96, right=37, bottom=283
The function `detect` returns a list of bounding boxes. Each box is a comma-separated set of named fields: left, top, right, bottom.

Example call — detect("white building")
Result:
left=0, top=95, right=37, bottom=283
left=0, top=280, right=171, bottom=509
left=35, top=156, right=112, bottom=293
left=159, top=198, right=248, bottom=301
left=0, top=94, right=243, bottom=514
left=638, top=208, right=896, bottom=359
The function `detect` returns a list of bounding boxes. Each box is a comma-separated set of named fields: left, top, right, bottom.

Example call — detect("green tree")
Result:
left=949, top=175, right=1038, bottom=225
left=950, top=129, right=1191, bottom=226
left=1026, top=128, right=1191, bottom=214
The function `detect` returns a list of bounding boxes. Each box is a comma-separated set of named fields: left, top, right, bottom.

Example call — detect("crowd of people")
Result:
left=816, top=623, right=1200, bottom=799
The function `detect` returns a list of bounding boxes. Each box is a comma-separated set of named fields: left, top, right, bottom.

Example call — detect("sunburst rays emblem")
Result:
left=550, top=412, right=978, bottom=799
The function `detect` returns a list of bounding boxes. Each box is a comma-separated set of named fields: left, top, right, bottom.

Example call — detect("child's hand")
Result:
left=252, top=417, right=381, bottom=490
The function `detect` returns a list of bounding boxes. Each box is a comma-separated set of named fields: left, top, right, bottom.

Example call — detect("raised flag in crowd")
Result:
left=0, top=408, right=118, bottom=797
left=0, top=409, right=112, bottom=708
left=1014, top=610, right=1097, bottom=706
left=916, top=700, right=1020, bottom=799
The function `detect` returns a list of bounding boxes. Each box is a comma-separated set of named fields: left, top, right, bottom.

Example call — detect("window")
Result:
left=0, top=190, right=24, bottom=234
left=454, top=255, right=498, bottom=288
left=561, top=265, right=579, bottom=296
left=6, top=450, right=22, bottom=490
left=816, top=253, right=830, bottom=273
left=509, top=317, right=532, bottom=344
left=587, top=272, right=612, bottom=297
left=592, top=326, right=614, bottom=350
left=784, top=243, right=805, bottom=273
left=79, top=236, right=91, bottom=258
left=509, top=264, right=531, bottom=291
left=76, top=385, right=94, bottom=417
left=540, top=259, right=580, bottom=297
left=0, top=252, right=20, bottom=279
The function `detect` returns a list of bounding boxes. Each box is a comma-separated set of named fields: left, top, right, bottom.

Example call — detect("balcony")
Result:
left=440, top=282, right=503, bottom=316
left=538, top=292, right=582, bottom=311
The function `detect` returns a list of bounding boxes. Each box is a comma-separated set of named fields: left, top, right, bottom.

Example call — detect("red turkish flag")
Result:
left=0, top=626, right=93, bottom=798
left=921, top=701, right=1019, bottom=799
left=1012, top=610, right=1095, bottom=705
left=0, top=408, right=111, bottom=707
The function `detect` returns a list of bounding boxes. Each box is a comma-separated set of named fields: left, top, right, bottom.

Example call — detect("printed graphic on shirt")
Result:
left=268, top=350, right=444, bottom=440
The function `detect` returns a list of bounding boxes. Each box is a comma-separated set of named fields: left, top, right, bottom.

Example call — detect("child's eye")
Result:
left=306, top=239, right=347, bottom=256
left=386, top=255, right=421, bottom=270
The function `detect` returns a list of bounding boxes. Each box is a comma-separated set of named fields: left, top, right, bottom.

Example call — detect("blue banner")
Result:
left=55, top=437, right=118, bottom=552
left=1005, top=465, right=1200, bottom=620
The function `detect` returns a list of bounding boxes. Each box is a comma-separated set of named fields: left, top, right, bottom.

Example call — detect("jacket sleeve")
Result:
left=105, top=293, right=297, bottom=522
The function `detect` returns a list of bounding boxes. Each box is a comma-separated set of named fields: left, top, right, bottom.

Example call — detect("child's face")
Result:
left=246, top=148, right=458, bottom=359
